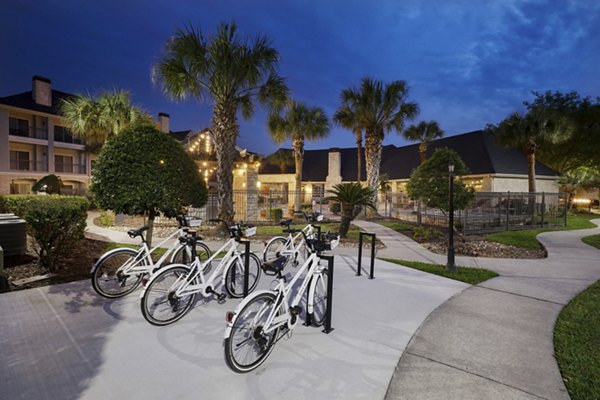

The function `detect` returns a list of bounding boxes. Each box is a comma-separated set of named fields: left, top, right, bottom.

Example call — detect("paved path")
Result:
left=0, top=255, right=465, bottom=400
left=351, top=218, right=600, bottom=400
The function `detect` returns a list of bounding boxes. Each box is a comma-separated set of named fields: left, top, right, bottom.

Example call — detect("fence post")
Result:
left=506, top=191, right=511, bottom=231
left=541, top=192, right=545, bottom=227
left=268, top=190, right=272, bottom=222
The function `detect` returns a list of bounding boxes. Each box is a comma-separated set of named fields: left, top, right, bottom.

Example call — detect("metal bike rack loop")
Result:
left=320, top=254, right=335, bottom=334
left=357, top=232, right=376, bottom=279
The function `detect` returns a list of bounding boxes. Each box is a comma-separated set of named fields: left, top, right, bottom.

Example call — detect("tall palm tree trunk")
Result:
left=527, top=151, right=536, bottom=193
left=356, top=130, right=362, bottom=182
left=364, top=131, right=382, bottom=215
left=213, top=102, right=238, bottom=226
left=418, top=142, right=427, bottom=163
left=293, top=136, right=304, bottom=212
left=340, top=203, right=354, bottom=237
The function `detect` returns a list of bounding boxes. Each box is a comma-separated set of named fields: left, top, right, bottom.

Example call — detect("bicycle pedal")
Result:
left=216, top=293, right=227, bottom=303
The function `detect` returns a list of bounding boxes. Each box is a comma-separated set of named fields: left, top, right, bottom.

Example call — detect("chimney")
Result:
left=325, top=148, right=342, bottom=190
left=32, top=76, right=52, bottom=107
left=158, top=112, right=170, bottom=133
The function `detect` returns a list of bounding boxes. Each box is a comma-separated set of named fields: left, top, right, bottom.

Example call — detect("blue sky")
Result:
left=1, top=0, right=599, bottom=155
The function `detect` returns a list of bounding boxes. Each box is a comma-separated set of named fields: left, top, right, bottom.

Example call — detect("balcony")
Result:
left=54, top=126, right=84, bottom=145
left=9, top=160, right=48, bottom=172
left=55, top=162, right=87, bottom=174
left=9, top=126, right=48, bottom=140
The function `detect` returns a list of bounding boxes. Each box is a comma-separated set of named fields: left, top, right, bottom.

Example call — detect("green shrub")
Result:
left=0, top=195, right=7, bottom=213
left=413, top=226, right=442, bottom=241
left=32, top=174, right=63, bottom=194
left=4, top=195, right=89, bottom=272
left=269, top=208, right=283, bottom=221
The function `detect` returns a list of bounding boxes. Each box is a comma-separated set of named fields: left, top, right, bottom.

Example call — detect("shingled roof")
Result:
left=260, top=130, right=558, bottom=181
left=0, top=90, right=76, bottom=115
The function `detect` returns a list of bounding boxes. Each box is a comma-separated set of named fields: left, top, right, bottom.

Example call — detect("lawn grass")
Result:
left=554, top=279, right=600, bottom=400
left=582, top=234, right=600, bottom=250
left=256, top=222, right=360, bottom=238
left=487, top=213, right=599, bottom=250
left=380, top=258, right=498, bottom=285
left=378, top=220, right=416, bottom=234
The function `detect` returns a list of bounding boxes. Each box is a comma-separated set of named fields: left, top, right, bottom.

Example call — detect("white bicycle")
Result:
left=91, top=216, right=210, bottom=298
left=224, top=229, right=339, bottom=373
left=262, top=211, right=323, bottom=267
left=140, top=219, right=262, bottom=326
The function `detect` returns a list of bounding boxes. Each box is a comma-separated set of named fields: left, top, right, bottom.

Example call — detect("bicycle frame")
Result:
left=112, top=228, right=187, bottom=276
left=261, top=252, right=323, bottom=334
left=172, top=237, right=248, bottom=298
left=265, top=222, right=316, bottom=260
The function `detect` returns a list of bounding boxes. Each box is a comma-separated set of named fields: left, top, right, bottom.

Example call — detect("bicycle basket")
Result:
left=243, top=226, right=257, bottom=237
left=186, top=217, right=202, bottom=227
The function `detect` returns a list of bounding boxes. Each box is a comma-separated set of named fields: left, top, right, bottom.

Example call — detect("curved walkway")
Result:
left=350, top=219, right=600, bottom=400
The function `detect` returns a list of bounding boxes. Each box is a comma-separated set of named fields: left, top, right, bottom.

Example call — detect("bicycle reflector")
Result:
left=226, top=311, right=236, bottom=323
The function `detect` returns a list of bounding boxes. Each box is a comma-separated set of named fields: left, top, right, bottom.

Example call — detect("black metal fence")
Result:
left=383, top=191, right=567, bottom=234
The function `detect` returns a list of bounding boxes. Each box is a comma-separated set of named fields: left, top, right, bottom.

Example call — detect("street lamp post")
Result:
left=446, top=163, right=457, bottom=272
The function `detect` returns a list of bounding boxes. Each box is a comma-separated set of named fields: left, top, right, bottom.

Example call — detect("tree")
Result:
left=558, top=167, right=600, bottom=208
left=334, top=103, right=363, bottom=182
left=91, top=124, right=207, bottom=246
left=403, top=120, right=445, bottom=163
left=406, top=148, right=474, bottom=212
left=32, top=174, right=63, bottom=195
left=265, top=149, right=294, bottom=173
left=153, top=22, right=288, bottom=226
left=60, top=89, right=151, bottom=145
left=326, top=183, right=375, bottom=237
left=268, top=100, right=330, bottom=211
left=525, top=91, right=600, bottom=173
left=337, top=78, right=418, bottom=211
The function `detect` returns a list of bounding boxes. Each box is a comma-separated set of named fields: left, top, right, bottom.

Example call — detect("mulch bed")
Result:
left=422, top=237, right=546, bottom=259
left=3, top=238, right=108, bottom=292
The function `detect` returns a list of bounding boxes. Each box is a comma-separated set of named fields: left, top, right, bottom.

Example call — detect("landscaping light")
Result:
left=573, top=198, right=591, bottom=204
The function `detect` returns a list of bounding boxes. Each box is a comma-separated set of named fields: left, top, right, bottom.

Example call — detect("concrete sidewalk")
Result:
left=349, top=218, right=600, bottom=400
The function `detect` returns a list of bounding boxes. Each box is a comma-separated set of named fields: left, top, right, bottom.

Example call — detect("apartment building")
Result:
left=0, top=76, right=94, bottom=195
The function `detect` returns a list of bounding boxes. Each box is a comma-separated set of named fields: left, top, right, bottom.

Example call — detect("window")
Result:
left=9, top=118, right=29, bottom=137
left=9, top=151, right=30, bottom=170
left=55, top=155, right=74, bottom=173
left=54, top=125, right=83, bottom=144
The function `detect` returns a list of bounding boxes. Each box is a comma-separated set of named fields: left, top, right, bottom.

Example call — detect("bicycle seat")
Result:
left=127, top=226, right=149, bottom=238
left=179, top=235, right=204, bottom=245
left=262, top=255, right=288, bottom=276
left=279, top=218, right=293, bottom=227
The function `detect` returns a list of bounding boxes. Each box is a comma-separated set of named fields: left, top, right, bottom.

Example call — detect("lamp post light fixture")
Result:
left=446, top=163, right=457, bottom=273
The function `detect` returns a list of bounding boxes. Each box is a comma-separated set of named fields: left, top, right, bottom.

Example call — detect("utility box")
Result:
left=0, top=213, right=27, bottom=256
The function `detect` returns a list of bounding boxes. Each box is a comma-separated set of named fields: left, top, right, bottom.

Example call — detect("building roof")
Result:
left=260, top=130, right=558, bottom=181
left=0, top=90, right=76, bottom=115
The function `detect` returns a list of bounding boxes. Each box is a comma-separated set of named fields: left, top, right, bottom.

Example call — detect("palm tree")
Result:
left=403, top=120, right=444, bottom=163
left=153, top=22, right=288, bottom=224
left=334, top=104, right=363, bottom=182
left=266, top=149, right=294, bottom=173
left=59, top=89, right=150, bottom=144
left=558, top=167, right=600, bottom=208
left=268, top=100, right=330, bottom=212
left=326, top=183, right=374, bottom=237
left=338, top=78, right=418, bottom=211
left=490, top=109, right=572, bottom=192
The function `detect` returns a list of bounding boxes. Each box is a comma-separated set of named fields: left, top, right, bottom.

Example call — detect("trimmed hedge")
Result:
left=3, top=195, right=89, bottom=272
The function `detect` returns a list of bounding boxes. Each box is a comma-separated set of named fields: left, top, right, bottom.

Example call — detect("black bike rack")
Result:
left=320, top=254, right=335, bottom=334
left=357, top=232, right=376, bottom=279
left=242, top=239, right=251, bottom=297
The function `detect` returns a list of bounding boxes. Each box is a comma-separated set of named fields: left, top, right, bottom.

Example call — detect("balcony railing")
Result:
left=9, top=127, right=48, bottom=140
left=55, top=163, right=87, bottom=174
left=9, top=160, right=48, bottom=172
left=54, top=129, right=84, bottom=145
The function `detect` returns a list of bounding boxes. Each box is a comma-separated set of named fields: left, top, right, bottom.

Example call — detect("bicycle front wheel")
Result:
left=224, top=253, right=262, bottom=298
left=171, top=242, right=212, bottom=274
left=140, top=265, right=196, bottom=326
left=309, top=269, right=328, bottom=327
left=92, top=248, right=145, bottom=298
left=224, top=292, right=280, bottom=373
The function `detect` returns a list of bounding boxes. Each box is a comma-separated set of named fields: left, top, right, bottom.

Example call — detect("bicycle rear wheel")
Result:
left=140, top=265, right=196, bottom=326
left=263, top=237, right=290, bottom=264
left=223, top=253, right=261, bottom=298
left=224, top=292, right=280, bottom=373
left=92, top=248, right=145, bottom=298
left=309, top=269, right=328, bottom=327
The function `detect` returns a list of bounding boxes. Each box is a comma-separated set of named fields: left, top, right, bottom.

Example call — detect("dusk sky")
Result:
left=1, top=0, right=599, bottom=155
